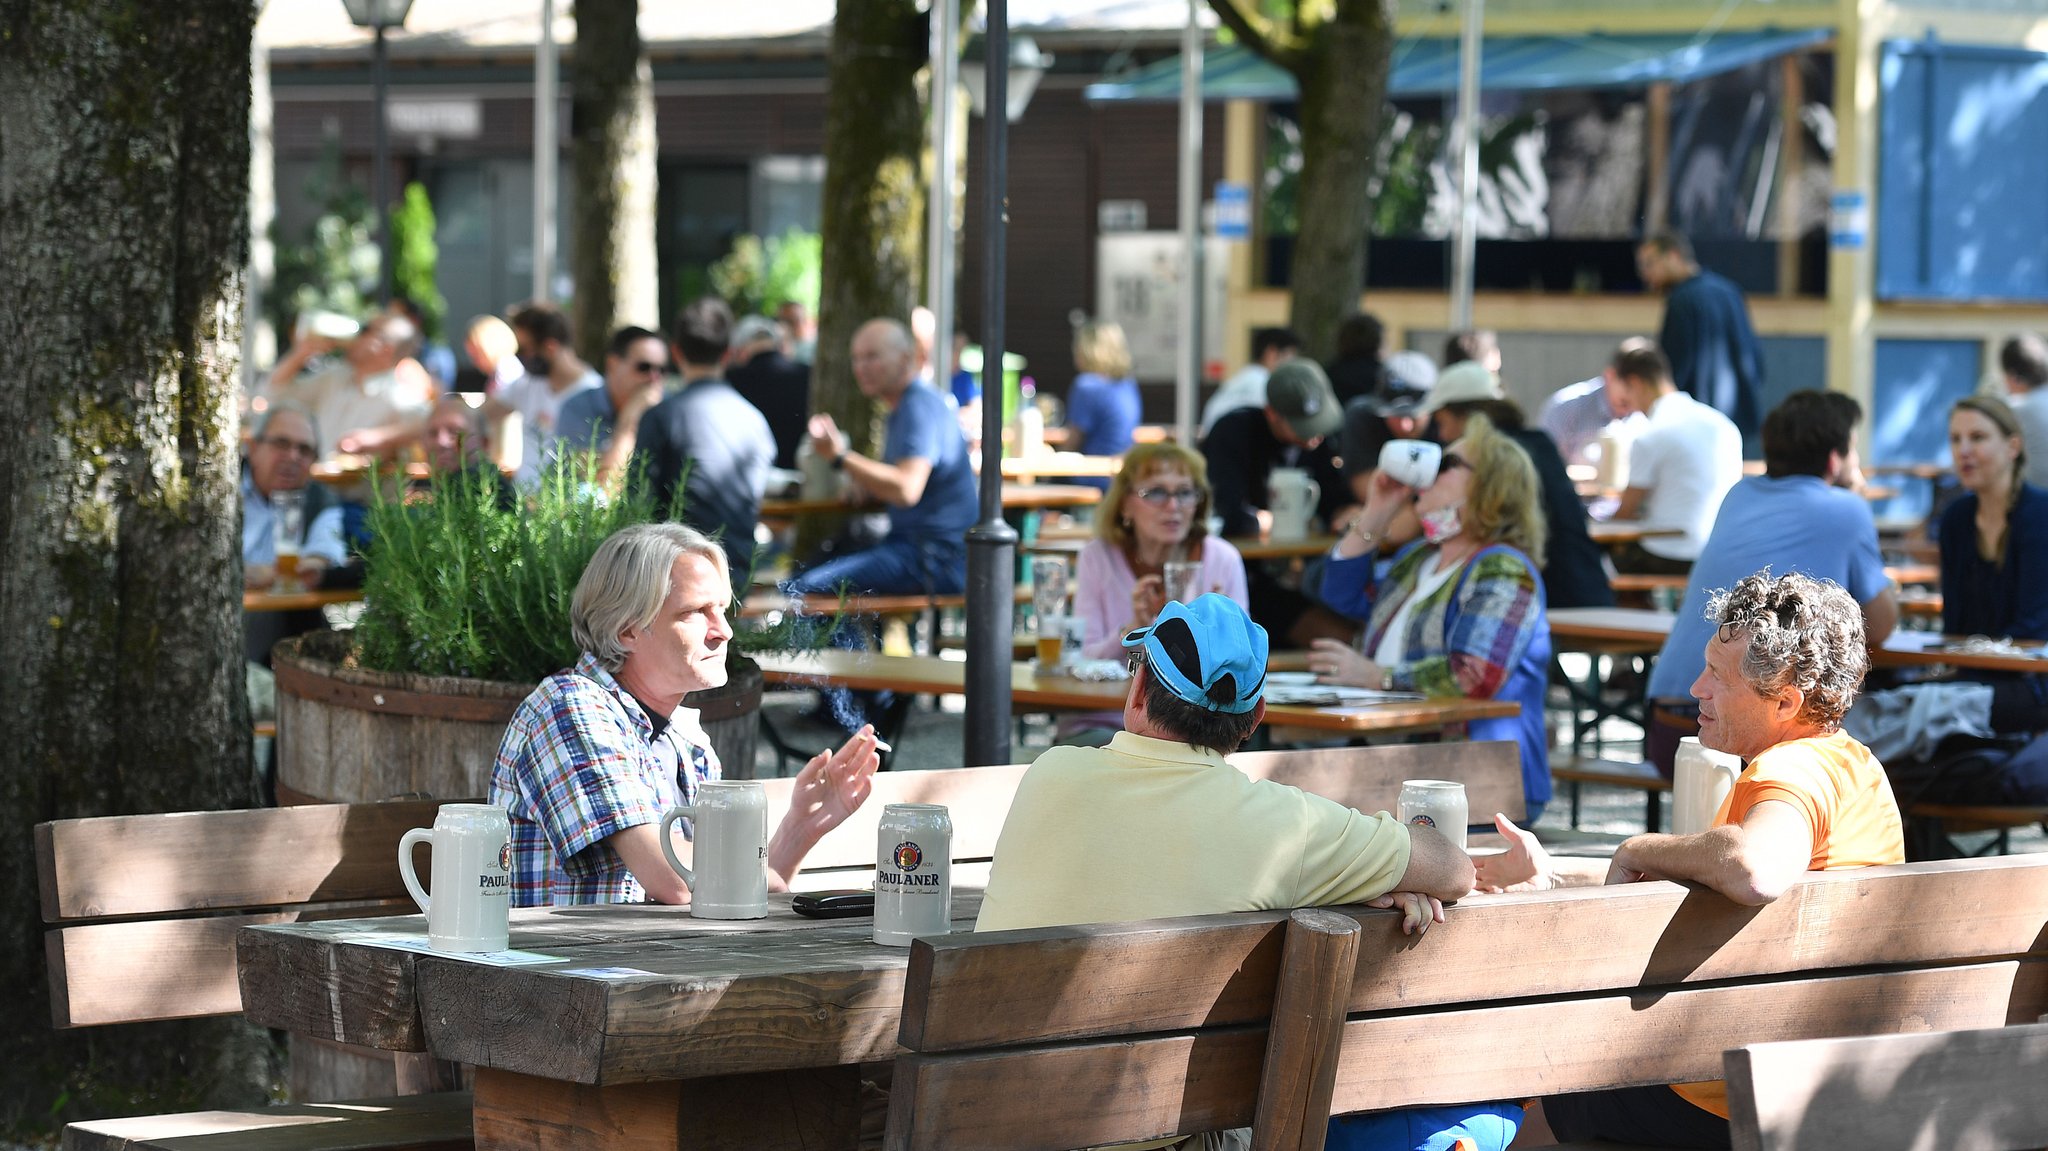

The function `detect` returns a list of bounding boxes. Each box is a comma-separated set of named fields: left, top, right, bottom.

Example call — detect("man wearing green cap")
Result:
left=978, top=593, right=1498, bottom=1151
left=1202, top=358, right=1358, bottom=647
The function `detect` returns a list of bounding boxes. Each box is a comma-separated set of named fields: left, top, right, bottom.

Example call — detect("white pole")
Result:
left=1450, top=0, right=1482, bottom=331
left=927, top=0, right=958, bottom=370
left=533, top=0, right=558, bottom=302
left=1175, top=0, right=1203, bottom=446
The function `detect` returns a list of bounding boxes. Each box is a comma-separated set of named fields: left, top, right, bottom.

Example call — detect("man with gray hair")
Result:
left=726, top=313, right=810, bottom=470
left=490, top=522, right=880, bottom=907
left=1512, top=571, right=1904, bottom=1148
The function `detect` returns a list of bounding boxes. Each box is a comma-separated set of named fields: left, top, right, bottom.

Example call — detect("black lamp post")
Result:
left=342, top=0, right=414, bottom=306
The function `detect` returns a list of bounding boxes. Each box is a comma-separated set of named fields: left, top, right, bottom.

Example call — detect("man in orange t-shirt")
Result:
left=1528, top=571, right=1903, bottom=1148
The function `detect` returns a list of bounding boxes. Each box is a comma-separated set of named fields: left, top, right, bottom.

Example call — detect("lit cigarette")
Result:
left=871, top=736, right=893, bottom=753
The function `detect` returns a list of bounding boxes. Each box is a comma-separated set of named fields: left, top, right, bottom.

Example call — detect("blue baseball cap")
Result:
left=1121, top=593, right=1269, bottom=714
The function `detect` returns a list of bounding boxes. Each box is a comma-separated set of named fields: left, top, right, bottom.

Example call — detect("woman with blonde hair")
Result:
left=1075, top=441, right=1249, bottom=660
left=1313, top=414, right=1554, bottom=821
left=1063, top=320, right=1141, bottom=489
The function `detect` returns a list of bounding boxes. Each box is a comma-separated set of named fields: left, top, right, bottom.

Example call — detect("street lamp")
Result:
left=960, top=35, right=1050, bottom=122
left=342, top=0, right=414, bottom=306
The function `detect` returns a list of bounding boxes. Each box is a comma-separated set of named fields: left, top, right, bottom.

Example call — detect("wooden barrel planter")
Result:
left=273, top=631, right=768, bottom=804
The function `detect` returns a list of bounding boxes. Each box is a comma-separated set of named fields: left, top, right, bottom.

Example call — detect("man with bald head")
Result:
left=787, top=318, right=978, bottom=727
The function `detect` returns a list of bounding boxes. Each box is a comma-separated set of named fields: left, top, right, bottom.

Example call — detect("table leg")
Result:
left=473, top=1065, right=860, bottom=1151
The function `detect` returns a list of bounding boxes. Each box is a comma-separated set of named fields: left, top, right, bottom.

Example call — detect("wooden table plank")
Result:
left=761, top=483, right=1098, bottom=522
left=1549, top=607, right=2048, bottom=674
left=1585, top=521, right=1686, bottom=547
left=752, top=651, right=1520, bottom=735
left=997, top=453, right=1121, bottom=480
left=243, top=587, right=363, bottom=613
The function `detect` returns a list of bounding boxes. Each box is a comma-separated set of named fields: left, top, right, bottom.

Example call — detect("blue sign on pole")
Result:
left=1214, top=181, right=1250, bottom=241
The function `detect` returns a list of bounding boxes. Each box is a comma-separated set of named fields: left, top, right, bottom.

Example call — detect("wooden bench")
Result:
left=884, top=854, right=2048, bottom=1151
left=35, top=800, right=474, bottom=1146
left=715, top=740, right=1527, bottom=884
left=1552, top=756, right=1670, bottom=832
left=1724, top=1020, right=2048, bottom=1151
left=1902, top=801, right=2048, bottom=859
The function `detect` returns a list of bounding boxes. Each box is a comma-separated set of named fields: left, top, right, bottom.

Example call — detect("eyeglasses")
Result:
left=1126, top=648, right=1149, bottom=676
left=1132, top=486, right=1201, bottom=507
left=632, top=360, right=664, bottom=374
left=260, top=436, right=318, bottom=460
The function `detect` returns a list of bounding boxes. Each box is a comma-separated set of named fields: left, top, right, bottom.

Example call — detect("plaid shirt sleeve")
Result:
left=492, top=667, right=674, bottom=905
left=1406, top=549, right=1545, bottom=700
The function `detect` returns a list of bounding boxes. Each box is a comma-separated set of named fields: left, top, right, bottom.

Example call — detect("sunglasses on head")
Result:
left=1438, top=452, right=1470, bottom=474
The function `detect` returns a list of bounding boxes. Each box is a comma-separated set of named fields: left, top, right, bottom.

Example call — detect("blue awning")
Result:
left=1082, top=29, right=1832, bottom=102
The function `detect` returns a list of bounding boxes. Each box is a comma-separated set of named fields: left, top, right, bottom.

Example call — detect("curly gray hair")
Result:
left=1705, top=571, right=1867, bottom=727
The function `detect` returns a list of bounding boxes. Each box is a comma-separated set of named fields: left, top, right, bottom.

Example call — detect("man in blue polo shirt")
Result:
left=1641, top=390, right=1898, bottom=775
left=787, top=317, right=977, bottom=598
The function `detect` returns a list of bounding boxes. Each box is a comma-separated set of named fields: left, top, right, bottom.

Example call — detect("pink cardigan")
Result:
left=1074, top=537, right=1251, bottom=660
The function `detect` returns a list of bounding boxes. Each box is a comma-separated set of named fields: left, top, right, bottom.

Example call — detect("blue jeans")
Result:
left=1326, top=1102, right=1523, bottom=1151
left=781, top=537, right=967, bottom=730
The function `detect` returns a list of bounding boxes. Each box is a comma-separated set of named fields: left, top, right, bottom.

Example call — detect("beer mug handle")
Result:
left=398, top=827, right=433, bottom=917
left=659, top=807, right=696, bottom=888
left=1306, top=478, right=1321, bottom=508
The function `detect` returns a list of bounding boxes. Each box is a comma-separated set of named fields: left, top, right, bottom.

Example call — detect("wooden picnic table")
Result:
left=996, top=452, right=1121, bottom=480
left=1022, top=533, right=1339, bottom=562
left=237, top=892, right=987, bottom=1149
left=242, top=586, right=363, bottom=613
left=1549, top=607, right=2048, bottom=675
left=1584, top=520, right=1685, bottom=547
left=760, top=482, right=1098, bottom=522
left=753, top=650, right=1520, bottom=736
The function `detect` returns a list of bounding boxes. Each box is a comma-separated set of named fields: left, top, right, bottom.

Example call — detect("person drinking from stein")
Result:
left=490, top=523, right=880, bottom=906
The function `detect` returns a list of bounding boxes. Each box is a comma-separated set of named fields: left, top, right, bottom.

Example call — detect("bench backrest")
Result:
left=1723, top=1021, right=2048, bottom=1151
left=34, top=798, right=447, bottom=1028
left=886, top=855, right=2048, bottom=1151
left=765, top=741, right=1523, bottom=874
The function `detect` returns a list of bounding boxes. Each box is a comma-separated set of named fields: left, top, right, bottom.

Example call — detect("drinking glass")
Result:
left=272, top=489, right=306, bottom=593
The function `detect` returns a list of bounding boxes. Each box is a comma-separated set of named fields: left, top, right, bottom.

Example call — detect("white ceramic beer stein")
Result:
left=1672, top=737, right=1743, bottom=835
left=1268, top=468, right=1320, bottom=542
left=398, top=804, right=513, bottom=953
left=1397, top=779, right=1470, bottom=853
left=660, top=780, right=770, bottom=920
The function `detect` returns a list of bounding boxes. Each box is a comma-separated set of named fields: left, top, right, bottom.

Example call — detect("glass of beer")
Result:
left=272, top=489, right=306, bottom=594
left=1036, top=614, right=1068, bottom=674
left=1397, top=779, right=1469, bottom=852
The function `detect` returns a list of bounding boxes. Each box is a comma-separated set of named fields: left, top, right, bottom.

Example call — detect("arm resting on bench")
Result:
left=1607, top=800, right=1813, bottom=906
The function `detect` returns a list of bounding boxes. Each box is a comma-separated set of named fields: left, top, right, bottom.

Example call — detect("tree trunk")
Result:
left=572, top=0, right=660, bottom=362
left=815, top=0, right=928, bottom=454
left=1285, top=1, right=1394, bottom=363
left=0, top=0, right=274, bottom=1136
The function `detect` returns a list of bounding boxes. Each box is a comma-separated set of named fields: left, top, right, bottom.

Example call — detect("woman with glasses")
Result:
left=1075, top=443, right=1250, bottom=662
left=1311, top=415, right=1554, bottom=823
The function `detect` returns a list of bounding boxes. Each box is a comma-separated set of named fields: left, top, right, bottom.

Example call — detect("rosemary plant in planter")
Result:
left=273, top=462, right=790, bottom=802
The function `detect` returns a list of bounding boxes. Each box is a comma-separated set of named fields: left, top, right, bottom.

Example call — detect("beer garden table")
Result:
left=242, top=586, right=363, bottom=613
left=236, top=892, right=989, bottom=1151
left=1548, top=607, right=2048, bottom=675
left=752, top=650, right=1520, bottom=738
left=759, top=482, right=1098, bottom=524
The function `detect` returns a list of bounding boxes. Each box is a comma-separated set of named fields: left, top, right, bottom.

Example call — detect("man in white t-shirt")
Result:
left=1609, top=340, right=1742, bottom=573
left=265, top=314, right=433, bottom=459
left=485, top=302, right=603, bottom=488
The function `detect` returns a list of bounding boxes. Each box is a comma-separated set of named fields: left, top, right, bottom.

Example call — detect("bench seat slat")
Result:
left=36, top=799, right=444, bottom=921
left=62, top=1090, right=473, bottom=1151
left=901, top=856, right=2048, bottom=1053
left=890, top=962, right=2041, bottom=1151
left=1724, top=1021, right=2048, bottom=1151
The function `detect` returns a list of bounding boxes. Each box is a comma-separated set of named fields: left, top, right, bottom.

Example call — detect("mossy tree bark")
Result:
left=571, top=0, right=659, bottom=361
left=1209, top=0, right=1394, bottom=363
left=0, top=0, right=274, bottom=1135
left=815, top=0, right=928, bottom=454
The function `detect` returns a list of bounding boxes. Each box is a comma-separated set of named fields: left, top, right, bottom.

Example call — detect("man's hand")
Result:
left=807, top=413, right=844, bottom=460
left=1307, top=639, right=1382, bottom=688
left=1367, top=890, right=1445, bottom=936
left=1472, top=814, right=1556, bottom=893
left=766, top=725, right=881, bottom=887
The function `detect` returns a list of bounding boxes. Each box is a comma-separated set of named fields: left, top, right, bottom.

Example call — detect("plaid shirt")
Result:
left=489, top=652, right=720, bottom=906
